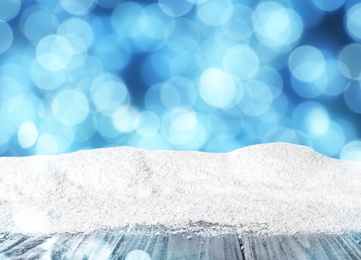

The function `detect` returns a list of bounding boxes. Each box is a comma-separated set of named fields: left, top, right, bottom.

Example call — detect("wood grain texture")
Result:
left=241, top=233, right=361, bottom=260
left=1, top=230, right=361, bottom=259
left=0, top=230, right=243, bottom=259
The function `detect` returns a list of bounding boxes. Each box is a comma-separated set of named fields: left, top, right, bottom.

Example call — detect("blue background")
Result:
left=0, top=0, right=361, bottom=160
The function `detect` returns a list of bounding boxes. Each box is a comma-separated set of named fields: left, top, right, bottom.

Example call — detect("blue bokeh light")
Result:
left=59, top=0, right=96, bottom=15
left=21, top=7, right=59, bottom=44
left=345, top=3, right=361, bottom=42
left=338, top=43, right=361, bottom=80
left=221, top=4, right=254, bottom=41
left=57, top=18, right=94, bottom=48
left=159, top=0, right=194, bottom=18
left=289, top=45, right=326, bottom=82
left=196, top=0, right=233, bottom=27
left=165, top=18, right=200, bottom=53
left=0, top=0, right=21, bottom=22
left=222, top=45, right=259, bottom=81
left=0, top=21, right=13, bottom=54
left=0, top=0, right=360, bottom=160
left=312, top=0, right=345, bottom=12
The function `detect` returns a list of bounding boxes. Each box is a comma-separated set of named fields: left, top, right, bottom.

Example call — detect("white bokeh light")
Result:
left=254, top=2, right=303, bottom=49
left=112, top=106, right=139, bottom=133
left=18, top=121, right=38, bottom=148
left=161, top=107, right=208, bottom=149
left=169, top=107, right=197, bottom=132
left=199, top=68, right=236, bottom=108
left=125, top=250, right=151, bottom=260
left=36, top=134, right=59, bottom=155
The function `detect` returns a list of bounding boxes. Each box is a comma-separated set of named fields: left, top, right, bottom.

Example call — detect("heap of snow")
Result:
left=0, top=142, right=360, bottom=236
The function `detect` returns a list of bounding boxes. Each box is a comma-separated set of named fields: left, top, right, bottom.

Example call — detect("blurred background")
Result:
left=0, top=0, right=361, bottom=160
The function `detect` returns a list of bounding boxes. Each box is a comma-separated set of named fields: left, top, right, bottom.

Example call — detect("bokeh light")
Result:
left=0, top=0, right=21, bottom=22
left=196, top=0, right=233, bottom=27
left=340, top=140, right=361, bottom=161
left=253, top=1, right=303, bottom=50
left=57, top=18, right=94, bottom=48
left=199, top=68, right=236, bottom=108
left=52, top=89, right=89, bottom=126
left=139, top=4, right=170, bottom=41
left=0, top=0, right=360, bottom=160
left=97, top=0, right=122, bottom=9
left=338, top=43, right=361, bottom=80
left=221, top=4, right=254, bottom=41
left=18, top=121, right=38, bottom=149
left=0, top=21, right=13, bottom=54
left=159, top=0, right=194, bottom=17
left=91, top=75, right=130, bottom=116
left=344, top=81, right=361, bottom=114
left=30, top=60, right=67, bottom=90
left=21, top=7, right=59, bottom=44
left=345, top=3, right=361, bottom=42
left=112, top=106, right=139, bottom=133
left=111, top=2, right=143, bottom=38
left=237, top=80, right=273, bottom=116
left=165, top=18, right=200, bottom=53
left=289, top=45, right=326, bottom=82
left=59, top=0, right=96, bottom=15
left=36, top=34, right=73, bottom=71
left=222, top=45, right=259, bottom=81
left=312, top=0, right=345, bottom=12
left=125, top=250, right=151, bottom=260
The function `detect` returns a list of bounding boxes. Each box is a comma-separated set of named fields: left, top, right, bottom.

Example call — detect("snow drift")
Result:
left=0, top=142, right=360, bottom=236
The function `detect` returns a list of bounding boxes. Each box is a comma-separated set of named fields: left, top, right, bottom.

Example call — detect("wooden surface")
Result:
left=242, top=233, right=361, bottom=260
left=1, top=229, right=361, bottom=259
left=0, top=230, right=243, bottom=260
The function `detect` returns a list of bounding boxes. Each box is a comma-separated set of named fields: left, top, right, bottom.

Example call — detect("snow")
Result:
left=0, top=142, right=360, bottom=237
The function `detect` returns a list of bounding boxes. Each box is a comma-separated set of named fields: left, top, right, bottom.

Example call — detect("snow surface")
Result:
left=0, top=142, right=360, bottom=237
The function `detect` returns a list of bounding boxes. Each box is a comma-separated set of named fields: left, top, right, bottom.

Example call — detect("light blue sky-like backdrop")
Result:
left=0, top=0, right=361, bottom=160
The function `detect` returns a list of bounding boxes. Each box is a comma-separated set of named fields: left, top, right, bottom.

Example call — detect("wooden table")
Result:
left=1, top=227, right=360, bottom=259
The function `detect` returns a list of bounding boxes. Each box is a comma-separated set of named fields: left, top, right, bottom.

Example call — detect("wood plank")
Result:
left=0, top=229, right=243, bottom=260
left=241, top=233, right=361, bottom=260
left=3, top=228, right=360, bottom=259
